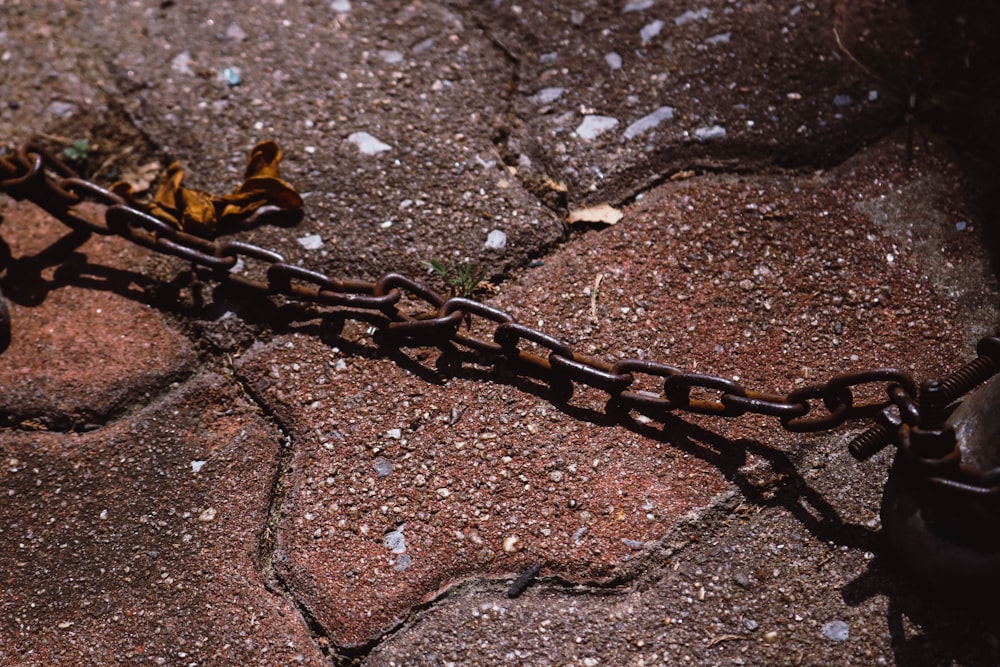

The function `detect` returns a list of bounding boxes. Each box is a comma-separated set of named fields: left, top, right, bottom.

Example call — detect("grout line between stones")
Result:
left=229, top=361, right=344, bottom=665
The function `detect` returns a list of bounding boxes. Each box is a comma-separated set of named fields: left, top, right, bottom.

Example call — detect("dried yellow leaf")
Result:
left=144, top=140, right=303, bottom=238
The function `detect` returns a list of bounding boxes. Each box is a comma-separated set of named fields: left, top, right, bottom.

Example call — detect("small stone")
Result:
left=191, top=460, right=206, bottom=473
left=733, top=572, right=751, bottom=588
left=394, top=553, right=412, bottom=572
left=833, top=94, right=854, bottom=107
left=705, top=32, right=731, bottom=45
left=623, top=106, right=674, bottom=139
left=373, top=457, right=393, bottom=478
left=386, top=428, right=402, bottom=440
left=640, top=20, right=664, bottom=44
left=484, top=229, right=507, bottom=250
left=221, top=67, right=242, bottom=87
left=379, top=50, right=404, bottom=64
left=329, top=0, right=351, bottom=12
left=225, top=22, right=247, bottom=41
left=605, top=52, right=622, bottom=70
left=694, top=125, right=727, bottom=141
left=385, top=528, right=406, bottom=554
left=744, top=619, right=759, bottom=631
left=821, top=620, right=849, bottom=642
left=198, top=508, right=217, bottom=522
left=763, top=630, right=779, bottom=643
left=502, top=536, right=520, bottom=552
left=436, top=488, right=451, bottom=499
left=549, top=470, right=564, bottom=482
left=955, top=220, right=967, bottom=231
left=621, top=538, right=645, bottom=549
left=622, top=0, right=654, bottom=11
left=529, top=87, right=565, bottom=105
left=575, top=115, right=619, bottom=140
left=171, top=51, right=194, bottom=75
left=347, top=131, right=391, bottom=155
left=46, top=101, right=77, bottom=118
left=675, top=7, right=710, bottom=25
left=297, top=233, right=324, bottom=250
left=413, top=38, right=434, bottom=53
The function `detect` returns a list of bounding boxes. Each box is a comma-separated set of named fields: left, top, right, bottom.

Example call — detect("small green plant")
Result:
left=427, top=258, right=488, bottom=298
left=62, top=138, right=90, bottom=164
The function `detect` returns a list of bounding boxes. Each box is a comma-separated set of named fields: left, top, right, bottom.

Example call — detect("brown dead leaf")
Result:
left=142, top=140, right=303, bottom=238
left=567, top=203, right=623, bottom=226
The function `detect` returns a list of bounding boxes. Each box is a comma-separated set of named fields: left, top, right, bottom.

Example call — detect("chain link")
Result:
left=3, top=143, right=1000, bottom=499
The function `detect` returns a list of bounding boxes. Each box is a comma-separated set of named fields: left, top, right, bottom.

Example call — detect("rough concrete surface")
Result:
left=3, top=0, right=1000, bottom=665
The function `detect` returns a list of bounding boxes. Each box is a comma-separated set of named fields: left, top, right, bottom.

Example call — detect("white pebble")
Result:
left=297, top=233, right=324, bottom=250
left=385, top=528, right=407, bottom=554
left=170, top=51, right=194, bottom=75
left=347, top=131, right=391, bottom=155
left=198, top=508, right=217, bottom=522
left=821, top=620, right=849, bottom=642
left=623, top=0, right=654, bottom=11
left=575, top=115, right=619, bottom=140
left=640, top=20, right=664, bottom=43
left=694, top=125, right=727, bottom=141
left=624, top=106, right=674, bottom=139
left=605, top=52, right=623, bottom=70
left=675, top=7, right=710, bottom=25
left=484, top=229, right=507, bottom=250
left=529, top=87, right=565, bottom=105
left=191, top=460, right=206, bottom=473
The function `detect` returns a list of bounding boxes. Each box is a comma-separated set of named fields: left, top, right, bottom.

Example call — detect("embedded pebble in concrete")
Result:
left=623, top=0, right=655, bottom=12
left=624, top=106, right=675, bottom=140
left=484, top=229, right=508, bottom=250
left=822, top=620, right=850, bottom=642
left=640, top=19, right=664, bottom=43
left=529, top=87, right=566, bottom=105
left=675, top=7, right=711, bottom=25
left=576, top=115, right=619, bottom=140
left=348, top=131, right=392, bottom=156
left=298, top=233, right=324, bottom=250
left=694, top=124, right=727, bottom=141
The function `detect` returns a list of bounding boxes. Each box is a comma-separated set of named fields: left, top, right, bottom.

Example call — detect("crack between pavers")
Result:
left=229, top=366, right=344, bottom=665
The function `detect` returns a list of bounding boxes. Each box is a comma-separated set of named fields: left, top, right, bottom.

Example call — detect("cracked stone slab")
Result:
left=0, top=200, right=197, bottom=429
left=0, top=373, right=327, bottom=665
left=237, top=131, right=996, bottom=654
left=77, top=0, right=563, bottom=281
left=470, top=0, right=913, bottom=206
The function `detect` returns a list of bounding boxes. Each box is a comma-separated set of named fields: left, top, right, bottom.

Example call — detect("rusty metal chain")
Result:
left=3, top=142, right=1000, bottom=501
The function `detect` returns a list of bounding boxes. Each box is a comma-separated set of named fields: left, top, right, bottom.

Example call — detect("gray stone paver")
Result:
left=2, top=0, right=1000, bottom=664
